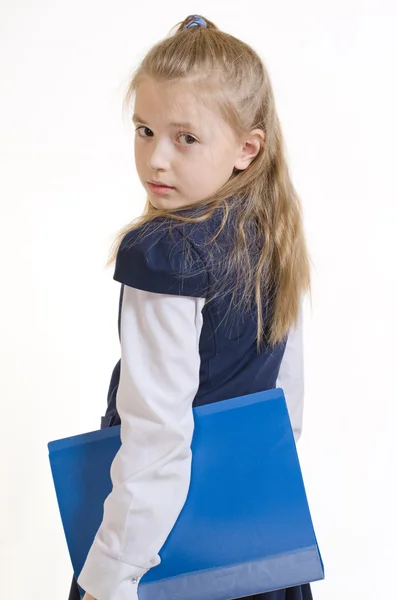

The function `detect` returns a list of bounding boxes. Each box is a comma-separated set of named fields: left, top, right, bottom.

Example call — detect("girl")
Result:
left=71, top=13, right=313, bottom=600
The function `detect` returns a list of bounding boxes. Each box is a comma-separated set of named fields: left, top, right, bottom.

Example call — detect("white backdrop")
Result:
left=1, top=1, right=396, bottom=598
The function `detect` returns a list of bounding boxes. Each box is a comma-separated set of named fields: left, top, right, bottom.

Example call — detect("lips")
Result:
left=148, top=180, right=173, bottom=188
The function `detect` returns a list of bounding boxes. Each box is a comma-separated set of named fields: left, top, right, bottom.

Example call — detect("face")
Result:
left=132, top=78, right=264, bottom=210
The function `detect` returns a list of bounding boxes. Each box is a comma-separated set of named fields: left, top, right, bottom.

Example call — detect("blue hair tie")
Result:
left=183, top=15, right=207, bottom=29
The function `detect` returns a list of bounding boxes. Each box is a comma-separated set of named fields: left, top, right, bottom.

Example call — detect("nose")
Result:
left=146, top=138, right=172, bottom=172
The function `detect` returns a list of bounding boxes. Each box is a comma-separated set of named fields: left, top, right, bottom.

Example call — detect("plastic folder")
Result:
left=48, top=388, right=324, bottom=600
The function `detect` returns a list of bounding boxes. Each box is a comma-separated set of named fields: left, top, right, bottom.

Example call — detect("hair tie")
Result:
left=183, top=15, right=207, bottom=29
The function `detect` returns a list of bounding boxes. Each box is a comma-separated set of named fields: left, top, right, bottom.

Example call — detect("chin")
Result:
left=148, top=197, right=167, bottom=210
left=148, top=196, right=187, bottom=211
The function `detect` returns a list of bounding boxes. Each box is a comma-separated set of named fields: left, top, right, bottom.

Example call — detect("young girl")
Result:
left=71, top=13, right=313, bottom=600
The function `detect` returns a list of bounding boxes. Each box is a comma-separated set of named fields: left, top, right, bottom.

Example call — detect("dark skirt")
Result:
left=239, top=584, right=313, bottom=599
left=68, top=574, right=312, bottom=600
left=68, top=576, right=80, bottom=600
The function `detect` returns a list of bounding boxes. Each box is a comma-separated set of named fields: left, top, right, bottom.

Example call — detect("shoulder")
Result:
left=113, top=218, right=208, bottom=298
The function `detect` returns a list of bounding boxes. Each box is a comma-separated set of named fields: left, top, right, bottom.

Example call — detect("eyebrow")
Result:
left=132, top=113, right=198, bottom=129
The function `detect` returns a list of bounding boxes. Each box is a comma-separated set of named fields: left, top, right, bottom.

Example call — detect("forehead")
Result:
left=133, top=78, right=220, bottom=130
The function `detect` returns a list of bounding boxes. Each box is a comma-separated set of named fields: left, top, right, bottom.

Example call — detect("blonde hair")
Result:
left=109, top=14, right=313, bottom=348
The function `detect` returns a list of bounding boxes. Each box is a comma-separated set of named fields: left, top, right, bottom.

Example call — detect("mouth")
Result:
left=147, top=181, right=175, bottom=195
left=148, top=180, right=173, bottom=187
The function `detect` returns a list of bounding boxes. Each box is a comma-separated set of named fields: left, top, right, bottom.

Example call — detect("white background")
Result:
left=1, top=1, right=396, bottom=598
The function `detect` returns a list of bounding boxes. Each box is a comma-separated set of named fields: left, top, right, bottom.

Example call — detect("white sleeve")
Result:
left=276, top=301, right=305, bottom=443
left=77, top=285, right=205, bottom=600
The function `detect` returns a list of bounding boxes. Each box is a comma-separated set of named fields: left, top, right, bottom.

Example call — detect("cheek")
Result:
left=185, top=150, right=213, bottom=176
left=134, top=138, right=141, bottom=155
left=134, top=145, right=145, bottom=172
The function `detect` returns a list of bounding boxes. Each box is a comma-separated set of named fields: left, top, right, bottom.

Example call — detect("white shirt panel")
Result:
left=78, top=286, right=205, bottom=600
left=276, top=302, right=305, bottom=442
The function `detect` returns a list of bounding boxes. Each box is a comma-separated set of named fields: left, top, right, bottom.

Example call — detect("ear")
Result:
left=234, top=129, right=265, bottom=171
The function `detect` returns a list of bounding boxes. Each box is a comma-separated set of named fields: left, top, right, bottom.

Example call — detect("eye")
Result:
left=177, top=133, right=198, bottom=146
left=135, top=126, right=153, bottom=137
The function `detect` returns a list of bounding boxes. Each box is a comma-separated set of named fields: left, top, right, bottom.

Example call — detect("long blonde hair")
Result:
left=108, top=14, right=313, bottom=348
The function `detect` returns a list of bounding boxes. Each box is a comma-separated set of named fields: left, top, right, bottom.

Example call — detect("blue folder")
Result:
left=48, top=388, right=324, bottom=599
